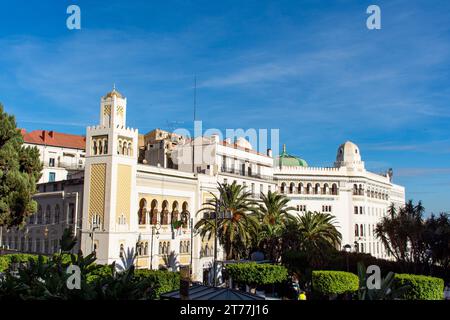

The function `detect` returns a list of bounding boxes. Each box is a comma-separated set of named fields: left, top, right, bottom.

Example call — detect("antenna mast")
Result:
left=192, top=75, right=197, bottom=173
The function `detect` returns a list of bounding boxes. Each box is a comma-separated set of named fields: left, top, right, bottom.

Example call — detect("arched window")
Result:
left=45, top=205, right=51, bottom=224
left=161, top=200, right=169, bottom=225
left=353, top=184, right=358, bottom=195
left=171, top=201, right=179, bottom=223
left=315, top=183, right=321, bottom=195
left=307, top=183, right=312, bottom=194
left=360, top=224, right=364, bottom=237
left=331, top=183, right=338, bottom=195
left=55, top=204, right=60, bottom=224
left=181, top=202, right=190, bottom=228
left=159, top=242, right=163, bottom=254
left=298, top=183, right=303, bottom=194
left=98, top=139, right=103, bottom=155
left=119, top=244, right=125, bottom=258
left=37, top=205, right=42, bottom=224
left=150, top=200, right=158, bottom=225
left=128, top=142, right=132, bottom=156
left=355, top=224, right=359, bottom=237
left=144, top=242, right=148, bottom=255
left=289, top=182, right=295, bottom=194
left=138, top=198, right=147, bottom=225
left=103, top=139, right=108, bottom=154
left=359, top=184, right=363, bottom=195
left=93, top=141, right=98, bottom=155
left=280, top=182, right=286, bottom=194
left=117, top=140, right=122, bottom=155
left=323, top=183, right=329, bottom=195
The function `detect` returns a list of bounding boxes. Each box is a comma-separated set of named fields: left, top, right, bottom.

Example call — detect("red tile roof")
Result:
left=21, top=129, right=86, bottom=150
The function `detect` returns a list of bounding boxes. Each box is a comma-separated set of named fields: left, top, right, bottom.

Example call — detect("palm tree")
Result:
left=195, top=182, right=259, bottom=260
left=256, top=191, right=295, bottom=262
left=287, top=211, right=342, bottom=268
left=375, top=200, right=427, bottom=270
left=162, top=251, right=180, bottom=272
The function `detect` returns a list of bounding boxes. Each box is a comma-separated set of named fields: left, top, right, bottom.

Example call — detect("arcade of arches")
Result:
left=137, top=196, right=190, bottom=227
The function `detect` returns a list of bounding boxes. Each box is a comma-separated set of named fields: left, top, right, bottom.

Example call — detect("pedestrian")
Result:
left=299, top=291, right=307, bottom=300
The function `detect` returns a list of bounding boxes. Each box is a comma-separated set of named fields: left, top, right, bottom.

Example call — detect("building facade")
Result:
left=273, top=143, right=405, bottom=259
left=1, top=89, right=405, bottom=281
left=21, top=129, right=86, bottom=183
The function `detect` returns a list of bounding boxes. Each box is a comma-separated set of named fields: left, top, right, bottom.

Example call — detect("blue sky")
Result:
left=0, top=0, right=449, bottom=214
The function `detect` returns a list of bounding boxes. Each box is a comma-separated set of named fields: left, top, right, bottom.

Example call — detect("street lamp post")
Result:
left=189, top=217, right=194, bottom=277
left=150, top=223, right=161, bottom=270
left=344, top=244, right=352, bottom=272
left=213, top=200, right=219, bottom=287
left=212, top=196, right=231, bottom=287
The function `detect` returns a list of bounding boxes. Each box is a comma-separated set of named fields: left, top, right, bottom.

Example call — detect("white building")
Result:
left=1, top=88, right=405, bottom=281
left=21, top=129, right=86, bottom=183
left=273, top=142, right=405, bottom=259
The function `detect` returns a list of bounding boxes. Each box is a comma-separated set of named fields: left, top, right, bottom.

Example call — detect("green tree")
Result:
left=0, top=104, right=42, bottom=227
left=282, top=211, right=342, bottom=268
left=195, top=182, right=258, bottom=260
left=423, top=212, right=450, bottom=271
left=375, top=200, right=426, bottom=268
left=256, top=191, right=294, bottom=262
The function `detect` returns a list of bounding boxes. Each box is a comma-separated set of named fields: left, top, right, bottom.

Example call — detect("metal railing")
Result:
left=220, top=166, right=273, bottom=181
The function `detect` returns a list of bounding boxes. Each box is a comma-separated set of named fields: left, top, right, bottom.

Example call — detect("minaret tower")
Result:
left=81, top=87, right=138, bottom=264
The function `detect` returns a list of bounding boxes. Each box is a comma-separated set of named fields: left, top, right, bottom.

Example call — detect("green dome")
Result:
left=275, top=144, right=308, bottom=167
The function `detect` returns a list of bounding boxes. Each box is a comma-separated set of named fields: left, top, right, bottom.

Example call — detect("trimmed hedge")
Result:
left=226, top=263, right=288, bottom=286
left=312, top=270, right=359, bottom=295
left=0, top=254, right=46, bottom=272
left=393, top=274, right=444, bottom=300
left=134, top=269, right=180, bottom=299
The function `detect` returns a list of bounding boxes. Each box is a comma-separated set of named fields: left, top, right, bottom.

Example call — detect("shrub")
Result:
left=86, top=264, right=114, bottom=284
left=312, top=270, right=359, bottom=296
left=0, top=254, right=45, bottom=272
left=134, top=269, right=180, bottom=299
left=225, top=263, right=288, bottom=286
left=393, top=274, right=444, bottom=300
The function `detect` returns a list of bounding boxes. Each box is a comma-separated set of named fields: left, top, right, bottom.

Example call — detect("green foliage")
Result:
left=0, top=104, right=42, bottom=227
left=59, top=228, right=77, bottom=252
left=0, top=253, right=47, bottom=272
left=134, top=269, right=180, bottom=299
left=225, top=262, right=288, bottom=286
left=393, top=274, right=444, bottom=300
left=312, top=270, right=359, bottom=296
left=256, top=191, right=294, bottom=262
left=281, top=211, right=342, bottom=269
left=356, top=262, right=409, bottom=300
left=195, top=182, right=259, bottom=260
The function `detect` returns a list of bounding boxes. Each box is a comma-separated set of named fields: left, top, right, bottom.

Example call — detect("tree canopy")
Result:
left=0, top=104, right=42, bottom=227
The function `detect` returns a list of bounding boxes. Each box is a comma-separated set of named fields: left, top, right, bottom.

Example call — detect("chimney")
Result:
left=267, top=148, right=272, bottom=157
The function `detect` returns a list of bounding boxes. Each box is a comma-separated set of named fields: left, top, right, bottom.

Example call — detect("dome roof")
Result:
left=275, top=144, right=308, bottom=167
left=103, top=86, right=124, bottom=99
left=334, top=141, right=364, bottom=169
left=336, top=141, right=361, bottom=163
